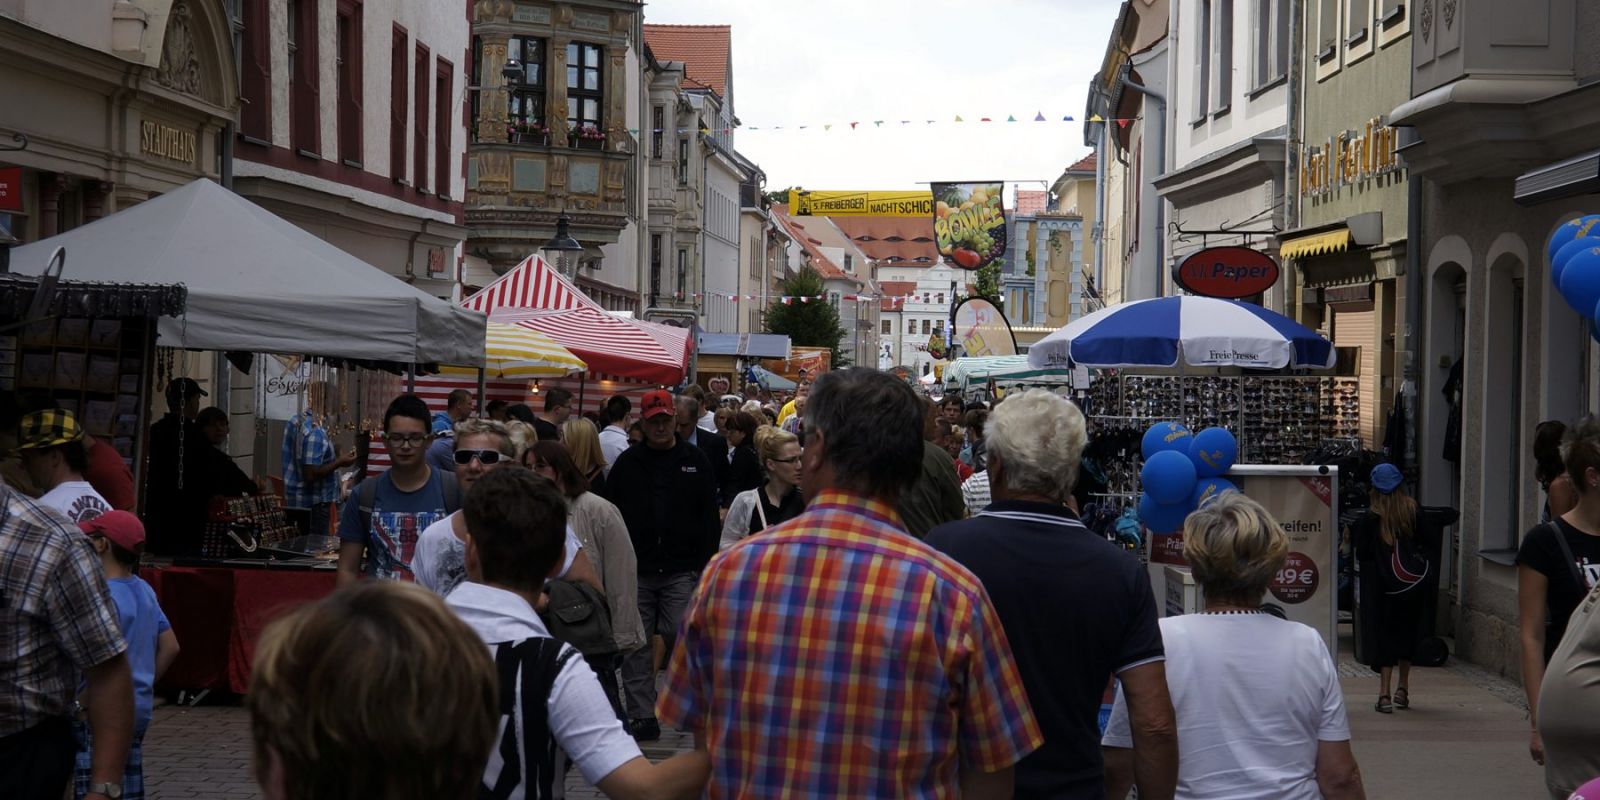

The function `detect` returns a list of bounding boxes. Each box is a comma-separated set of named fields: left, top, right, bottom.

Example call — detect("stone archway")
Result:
left=145, top=0, right=239, bottom=113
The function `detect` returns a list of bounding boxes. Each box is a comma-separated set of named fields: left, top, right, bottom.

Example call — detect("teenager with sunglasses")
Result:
left=411, top=418, right=599, bottom=598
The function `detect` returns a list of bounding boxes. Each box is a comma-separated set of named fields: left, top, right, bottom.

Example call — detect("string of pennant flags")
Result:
left=667, top=290, right=955, bottom=304
left=612, top=111, right=1159, bottom=137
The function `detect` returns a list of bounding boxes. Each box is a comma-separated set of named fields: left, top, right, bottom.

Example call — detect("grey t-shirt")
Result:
left=1540, top=583, right=1600, bottom=798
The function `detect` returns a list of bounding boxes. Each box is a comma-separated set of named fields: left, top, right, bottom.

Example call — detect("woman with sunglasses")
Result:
left=411, top=419, right=596, bottom=597
left=719, top=426, right=805, bottom=550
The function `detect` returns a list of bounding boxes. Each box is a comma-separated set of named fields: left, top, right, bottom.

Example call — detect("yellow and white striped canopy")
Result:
left=441, top=322, right=586, bottom=379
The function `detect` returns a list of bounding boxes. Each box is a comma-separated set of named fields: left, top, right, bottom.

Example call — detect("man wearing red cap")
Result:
left=73, top=512, right=180, bottom=800
left=603, top=389, right=720, bottom=742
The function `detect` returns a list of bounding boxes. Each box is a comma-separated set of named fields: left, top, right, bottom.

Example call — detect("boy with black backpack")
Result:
left=447, top=468, right=709, bottom=800
left=336, top=395, right=461, bottom=586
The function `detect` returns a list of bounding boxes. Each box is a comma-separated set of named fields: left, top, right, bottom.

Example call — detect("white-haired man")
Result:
left=926, top=389, right=1178, bottom=800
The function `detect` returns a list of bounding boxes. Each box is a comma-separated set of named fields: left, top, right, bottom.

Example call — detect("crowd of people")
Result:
left=14, top=364, right=1600, bottom=799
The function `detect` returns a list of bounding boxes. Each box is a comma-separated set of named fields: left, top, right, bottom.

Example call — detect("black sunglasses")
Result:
left=454, top=449, right=504, bottom=466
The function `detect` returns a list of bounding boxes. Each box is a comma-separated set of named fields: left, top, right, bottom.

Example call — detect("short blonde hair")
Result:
left=248, top=582, right=498, bottom=800
left=503, top=420, right=537, bottom=459
left=561, top=418, right=605, bottom=473
left=453, top=418, right=514, bottom=457
left=1181, top=492, right=1288, bottom=604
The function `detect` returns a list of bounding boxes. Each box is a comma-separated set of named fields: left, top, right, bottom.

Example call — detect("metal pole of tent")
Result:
left=579, top=373, right=586, bottom=413
left=477, top=367, right=486, bottom=417
left=407, top=364, right=416, bottom=394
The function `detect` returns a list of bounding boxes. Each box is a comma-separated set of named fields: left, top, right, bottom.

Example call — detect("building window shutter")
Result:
left=290, top=0, right=320, bottom=154
left=390, top=27, right=408, bottom=181
left=435, top=59, right=452, bottom=198
left=336, top=0, right=363, bottom=167
left=239, top=0, right=271, bottom=140
left=414, top=45, right=430, bottom=193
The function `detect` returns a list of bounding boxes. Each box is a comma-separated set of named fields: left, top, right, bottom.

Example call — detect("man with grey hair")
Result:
left=657, top=368, right=1043, bottom=798
left=927, top=389, right=1178, bottom=800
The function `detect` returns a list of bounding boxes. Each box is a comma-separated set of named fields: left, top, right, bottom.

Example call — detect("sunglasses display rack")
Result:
left=1083, top=373, right=1364, bottom=466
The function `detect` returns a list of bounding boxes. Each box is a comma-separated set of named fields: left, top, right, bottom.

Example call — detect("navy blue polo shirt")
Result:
left=927, top=500, right=1164, bottom=800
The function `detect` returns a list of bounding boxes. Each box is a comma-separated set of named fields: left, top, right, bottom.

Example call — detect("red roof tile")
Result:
left=1067, top=152, right=1097, bottom=173
left=878, top=280, right=918, bottom=312
left=1014, top=190, right=1048, bottom=217
left=770, top=205, right=859, bottom=286
left=830, top=217, right=941, bottom=268
left=643, top=24, right=731, bottom=97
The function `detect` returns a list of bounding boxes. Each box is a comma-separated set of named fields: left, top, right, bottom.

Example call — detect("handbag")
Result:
left=540, top=579, right=617, bottom=658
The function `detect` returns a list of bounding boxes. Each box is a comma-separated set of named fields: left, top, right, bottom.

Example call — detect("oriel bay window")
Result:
left=506, top=36, right=546, bottom=143
left=567, top=42, right=603, bottom=148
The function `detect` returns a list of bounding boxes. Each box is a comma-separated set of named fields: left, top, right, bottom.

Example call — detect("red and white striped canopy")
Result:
left=492, top=307, right=690, bottom=385
left=464, top=255, right=690, bottom=384
left=463, top=254, right=596, bottom=314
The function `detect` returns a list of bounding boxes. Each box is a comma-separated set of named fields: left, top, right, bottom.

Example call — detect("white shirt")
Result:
left=698, top=410, right=716, bottom=433
left=960, top=471, right=991, bottom=515
left=413, top=512, right=582, bottom=597
left=39, top=480, right=112, bottom=523
left=1103, top=613, right=1350, bottom=800
left=447, top=582, right=642, bottom=787
left=599, top=425, right=629, bottom=477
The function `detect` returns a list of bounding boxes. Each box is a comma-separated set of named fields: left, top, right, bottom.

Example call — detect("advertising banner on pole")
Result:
left=931, top=182, right=1007, bottom=270
left=951, top=297, right=1017, bottom=358
left=787, top=190, right=934, bottom=217
left=1147, top=465, right=1340, bottom=657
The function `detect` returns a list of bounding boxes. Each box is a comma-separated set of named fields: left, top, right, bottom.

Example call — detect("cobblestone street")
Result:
left=141, top=633, right=1545, bottom=799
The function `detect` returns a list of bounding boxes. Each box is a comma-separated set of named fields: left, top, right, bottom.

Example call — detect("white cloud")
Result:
left=645, top=0, right=1121, bottom=190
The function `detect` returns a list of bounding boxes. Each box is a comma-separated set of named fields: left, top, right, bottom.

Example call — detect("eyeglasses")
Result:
left=454, top=449, right=504, bottom=466
left=383, top=433, right=430, bottom=447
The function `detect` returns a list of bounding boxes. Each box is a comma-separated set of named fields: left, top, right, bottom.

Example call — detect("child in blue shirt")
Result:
left=73, top=511, right=180, bottom=800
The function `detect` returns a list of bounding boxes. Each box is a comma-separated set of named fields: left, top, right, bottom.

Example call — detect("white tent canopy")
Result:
left=10, top=179, right=486, bottom=366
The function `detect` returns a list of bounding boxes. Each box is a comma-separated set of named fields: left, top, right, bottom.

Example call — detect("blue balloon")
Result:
left=1141, top=421, right=1194, bottom=460
left=1142, top=449, right=1198, bottom=505
left=1560, top=246, right=1600, bottom=316
left=1552, top=236, right=1600, bottom=290
left=1192, top=476, right=1239, bottom=509
left=1138, top=493, right=1191, bottom=534
left=1188, top=427, right=1239, bottom=477
left=1549, top=215, right=1600, bottom=262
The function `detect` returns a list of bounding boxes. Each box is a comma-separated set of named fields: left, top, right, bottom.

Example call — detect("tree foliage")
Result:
left=971, top=259, right=1006, bottom=313
left=763, top=267, right=850, bottom=367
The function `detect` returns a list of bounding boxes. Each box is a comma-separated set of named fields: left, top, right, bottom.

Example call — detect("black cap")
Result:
left=165, top=377, right=208, bottom=404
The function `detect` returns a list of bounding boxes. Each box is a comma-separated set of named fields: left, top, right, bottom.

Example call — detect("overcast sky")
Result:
left=644, top=0, right=1122, bottom=193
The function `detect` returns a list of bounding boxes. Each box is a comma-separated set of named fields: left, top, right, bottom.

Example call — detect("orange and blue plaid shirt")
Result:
left=658, top=489, right=1043, bottom=798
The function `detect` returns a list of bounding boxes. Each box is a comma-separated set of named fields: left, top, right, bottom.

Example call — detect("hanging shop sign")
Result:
left=1175, top=246, right=1281, bottom=299
left=1300, top=116, right=1403, bottom=198
left=932, top=182, right=1007, bottom=271
left=0, top=167, right=22, bottom=213
left=951, top=297, right=1018, bottom=358
left=788, top=190, right=934, bottom=217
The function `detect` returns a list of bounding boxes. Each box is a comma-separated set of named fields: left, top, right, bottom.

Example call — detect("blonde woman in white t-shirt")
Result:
left=1103, top=492, right=1367, bottom=800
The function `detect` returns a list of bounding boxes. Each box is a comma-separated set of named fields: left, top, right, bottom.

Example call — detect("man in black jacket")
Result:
left=604, top=389, right=720, bottom=741
left=675, top=394, right=733, bottom=507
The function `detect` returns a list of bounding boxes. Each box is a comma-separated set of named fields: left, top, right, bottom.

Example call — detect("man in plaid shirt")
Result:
left=282, top=384, right=354, bottom=536
left=658, top=368, right=1043, bottom=798
left=0, top=481, right=134, bottom=799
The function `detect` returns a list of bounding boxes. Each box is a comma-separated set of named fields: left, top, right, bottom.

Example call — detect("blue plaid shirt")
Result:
left=282, top=410, right=337, bottom=507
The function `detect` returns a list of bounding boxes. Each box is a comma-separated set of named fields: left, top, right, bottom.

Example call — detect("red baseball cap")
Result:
left=79, top=510, right=146, bottom=551
left=641, top=390, right=676, bottom=420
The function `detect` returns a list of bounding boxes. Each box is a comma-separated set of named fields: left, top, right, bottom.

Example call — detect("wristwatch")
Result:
left=86, top=783, right=123, bottom=799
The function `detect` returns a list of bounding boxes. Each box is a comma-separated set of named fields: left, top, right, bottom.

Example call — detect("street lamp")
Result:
left=501, top=59, right=522, bottom=82
left=541, top=214, right=583, bottom=280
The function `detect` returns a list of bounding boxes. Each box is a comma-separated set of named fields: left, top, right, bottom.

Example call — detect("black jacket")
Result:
left=144, top=413, right=258, bottom=555
left=604, top=440, right=721, bottom=574
left=689, top=428, right=735, bottom=507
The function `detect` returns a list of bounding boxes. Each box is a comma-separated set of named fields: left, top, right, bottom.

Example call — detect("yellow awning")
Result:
left=439, top=322, right=586, bottom=379
left=1280, top=228, right=1351, bottom=259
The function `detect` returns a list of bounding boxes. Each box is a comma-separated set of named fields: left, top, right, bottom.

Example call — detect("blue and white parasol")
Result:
left=1027, top=296, right=1336, bottom=370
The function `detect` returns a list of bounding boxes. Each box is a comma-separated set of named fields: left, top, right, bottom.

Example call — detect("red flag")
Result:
left=782, top=297, right=793, bottom=305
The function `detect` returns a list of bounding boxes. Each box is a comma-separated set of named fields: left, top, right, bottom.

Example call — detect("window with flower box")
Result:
left=566, top=42, right=604, bottom=149
left=506, top=36, right=547, bottom=144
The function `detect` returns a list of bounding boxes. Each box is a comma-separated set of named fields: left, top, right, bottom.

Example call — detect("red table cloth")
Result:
left=141, top=565, right=337, bottom=694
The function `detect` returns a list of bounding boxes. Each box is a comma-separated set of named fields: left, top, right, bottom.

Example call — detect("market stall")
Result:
left=696, top=332, right=791, bottom=391
left=1029, top=297, right=1347, bottom=649
left=9, top=179, right=489, bottom=692
left=941, top=354, right=1075, bottom=402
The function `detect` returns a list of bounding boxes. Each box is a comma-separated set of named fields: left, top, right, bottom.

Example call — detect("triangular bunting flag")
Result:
left=1034, top=111, right=1046, bottom=121
left=850, top=121, right=859, bottom=129
left=782, top=297, right=793, bottom=305
left=980, top=117, right=993, bottom=122
left=954, top=115, right=964, bottom=122
left=801, top=297, right=811, bottom=303
left=1063, top=115, right=1075, bottom=121
left=901, top=120, right=911, bottom=125
left=1117, top=119, right=1130, bottom=129
left=873, top=120, right=883, bottom=127
left=1006, top=115, right=1017, bottom=122
left=824, top=124, right=832, bottom=131
left=1088, top=114, right=1104, bottom=123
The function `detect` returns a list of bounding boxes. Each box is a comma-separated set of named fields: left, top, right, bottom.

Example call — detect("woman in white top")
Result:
left=720, top=426, right=805, bottom=549
left=1103, top=491, right=1366, bottom=800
